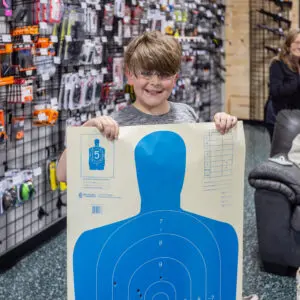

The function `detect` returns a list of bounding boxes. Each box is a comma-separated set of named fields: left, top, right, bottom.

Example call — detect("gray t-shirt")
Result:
left=111, top=102, right=198, bottom=126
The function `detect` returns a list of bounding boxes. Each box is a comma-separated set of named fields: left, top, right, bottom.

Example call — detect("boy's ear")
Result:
left=125, top=70, right=134, bottom=85
left=172, top=73, right=179, bottom=85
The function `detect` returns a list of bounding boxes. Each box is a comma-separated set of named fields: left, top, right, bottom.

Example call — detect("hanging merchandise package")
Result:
left=0, top=109, right=7, bottom=142
left=0, top=0, right=12, bottom=17
left=67, top=122, right=246, bottom=300
left=11, top=116, right=25, bottom=140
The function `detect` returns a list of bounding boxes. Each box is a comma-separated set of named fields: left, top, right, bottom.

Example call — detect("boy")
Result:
left=57, top=31, right=237, bottom=182
left=58, top=31, right=258, bottom=300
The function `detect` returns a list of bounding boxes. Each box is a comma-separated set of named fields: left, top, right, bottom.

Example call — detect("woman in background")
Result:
left=265, top=29, right=300, bottom=140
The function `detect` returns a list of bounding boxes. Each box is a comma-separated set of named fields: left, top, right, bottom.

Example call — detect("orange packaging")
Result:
left=33, top=108, right=59, bottom=126
left=0, top=110, right=7, bottom=142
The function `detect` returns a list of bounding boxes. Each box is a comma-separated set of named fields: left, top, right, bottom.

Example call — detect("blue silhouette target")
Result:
left=89, top=139, right=105, bottom=171
left=73, top=131, right=239, bottom=300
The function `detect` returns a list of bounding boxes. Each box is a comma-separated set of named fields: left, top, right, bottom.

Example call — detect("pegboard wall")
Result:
left=250, top=0, right=293, bottom=121
left=0, top=0, right=226, bottom=267
left=0, top=0, right=68, bottom=263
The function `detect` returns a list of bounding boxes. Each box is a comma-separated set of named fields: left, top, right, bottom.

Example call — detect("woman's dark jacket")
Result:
left=269, top=59, right=300, bottom=114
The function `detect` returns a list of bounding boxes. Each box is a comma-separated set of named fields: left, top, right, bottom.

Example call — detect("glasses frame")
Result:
left=136, top=70, right=177, bottom=81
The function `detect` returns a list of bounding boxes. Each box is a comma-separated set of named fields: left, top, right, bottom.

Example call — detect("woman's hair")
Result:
left=272, top=29, right=300, bottom=72
left=124, top=31, right=182, bottom=76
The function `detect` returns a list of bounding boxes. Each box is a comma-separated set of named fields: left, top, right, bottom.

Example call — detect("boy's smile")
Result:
left=144, top=85, right=163, bottom=93
left=144, top=88, right=163, bottom=95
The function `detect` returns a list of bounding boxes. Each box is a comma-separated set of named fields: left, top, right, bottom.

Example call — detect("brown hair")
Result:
left=272, top=29, right=300, bottom=72
left=124, top=31, right=182, bottom=76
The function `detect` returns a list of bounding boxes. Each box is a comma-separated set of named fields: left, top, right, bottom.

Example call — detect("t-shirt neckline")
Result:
left=130, top=101, right=173, bottom=118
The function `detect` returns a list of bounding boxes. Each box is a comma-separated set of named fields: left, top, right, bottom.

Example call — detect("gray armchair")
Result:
left=248, top=110, right=300, bottom=275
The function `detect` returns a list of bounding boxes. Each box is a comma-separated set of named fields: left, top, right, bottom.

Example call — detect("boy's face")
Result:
left=126, top=71, right=178, bottom=111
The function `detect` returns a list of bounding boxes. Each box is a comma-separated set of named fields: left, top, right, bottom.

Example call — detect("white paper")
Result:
left=67, top=122, right=245, bottom=300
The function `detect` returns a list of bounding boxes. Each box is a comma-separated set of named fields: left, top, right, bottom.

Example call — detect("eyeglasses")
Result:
left=137, top=71, right=176, bottom=81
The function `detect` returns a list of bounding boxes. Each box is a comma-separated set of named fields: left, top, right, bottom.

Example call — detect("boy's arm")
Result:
left=82, top=116, right=119, bottom=140
left=56, top=116, right=119, bottom=183
left=56, top=150, right=67, bottom=182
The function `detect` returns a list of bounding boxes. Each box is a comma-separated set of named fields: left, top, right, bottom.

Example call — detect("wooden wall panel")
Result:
left=291, top=1, right=299, bottom=29
left=225, top=0, right=299, bottom=120
left=225, top=0, right=250, bottom=119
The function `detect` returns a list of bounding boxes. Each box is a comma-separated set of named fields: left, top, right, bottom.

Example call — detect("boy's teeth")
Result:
left=146, top=90, right=161, bottom=93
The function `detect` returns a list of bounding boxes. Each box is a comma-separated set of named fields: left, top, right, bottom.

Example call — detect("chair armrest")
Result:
left=249, top=160, right=300, bottom=204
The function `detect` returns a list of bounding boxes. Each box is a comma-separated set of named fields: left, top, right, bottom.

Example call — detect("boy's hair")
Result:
left=124, top=31, right=182, bottom=76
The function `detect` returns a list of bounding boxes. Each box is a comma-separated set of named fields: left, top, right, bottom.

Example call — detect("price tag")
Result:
left=125, top=93, right=130, bottom=101
left=124, top=16, right=130, bottom=23
left=101, top=36, right=108, bottom=43
left=22, top=171, right=31, bottom=181
left=38, top=112, right=47, bottom=121
left=23, top=35, right=32, bottom=43
left=104, top=25, right=113, bottom=31
left=65, top=35, right=72, bottom=42
left=26, top=70, right=33, bottom=76
left=2, top=34, right=11, bottom=42
left=39, top=22, right=48, bottom=30
left=50, top=97, right=58, bottom=106
left=81, top=2, right=87, bottom=8
left=206, top=10, right=213, bottom=18
left=147, top=9, right=157, bottom=19
left=54, top=56, right=61, bottom=64
left=33, top=167, right=42, bottom=177
left=101, top=67, right=108, bottom=74
left=40, top=0, right=47, bottom=3
left=95, top=110, right=101, bottom=117
left=40, top=48, right=48, bottom=56
left=105, top=4, right=112, bottom=11
left=17, top=120, right=25, bottom=127
left=51, top=35, right=58, bottom=43
left=79, top=68, right=85, bottom=77
left=95, top=4, right=101, bottom=10
left=13, top=173, right=23, bottom=185
left=81, top=113, right=88, bottom=122
left=0, top=180, right=6, bottom=191
left=91, top=69, right=98, bottom=76
left=42, top=73, right=50, bottom=81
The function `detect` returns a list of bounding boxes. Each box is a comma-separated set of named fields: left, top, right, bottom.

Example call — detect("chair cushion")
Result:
left=288, top=134, right=300, bottom=168
left=249, top=161, right=300, bottom=204
left=271, top=110, right=300, bottom=157
left=291, top=206, right=300, bottom=232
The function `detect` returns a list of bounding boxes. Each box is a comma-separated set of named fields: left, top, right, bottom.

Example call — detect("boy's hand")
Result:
left=82, top=116, right=119, bottom=140
left=213, top=112, right=238, bottom=135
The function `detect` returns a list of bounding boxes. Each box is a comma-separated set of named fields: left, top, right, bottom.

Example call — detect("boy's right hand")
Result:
left=82, top=116, right=119, bottom=141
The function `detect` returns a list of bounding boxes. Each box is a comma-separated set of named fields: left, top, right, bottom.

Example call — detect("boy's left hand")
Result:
left=213, top=112, right=238, bottom=134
